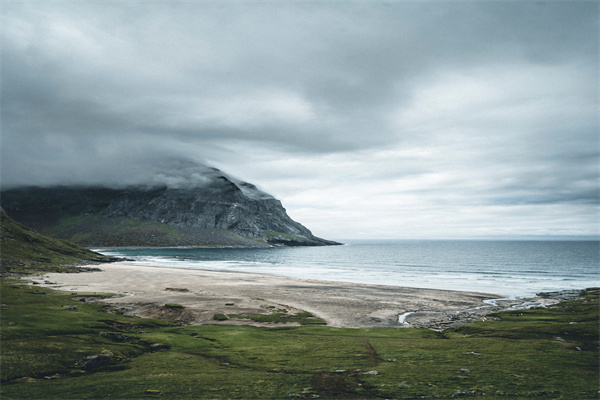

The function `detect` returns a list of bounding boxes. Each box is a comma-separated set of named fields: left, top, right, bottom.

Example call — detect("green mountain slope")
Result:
left=0, top=207, right=115, bottom=273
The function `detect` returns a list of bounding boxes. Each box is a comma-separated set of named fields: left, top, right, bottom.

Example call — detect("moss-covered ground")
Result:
left=213, top=310, right=326, bottom=325
left=0, top=211, right=114, bottom=274
left=1, top=279, right=597, bottom=399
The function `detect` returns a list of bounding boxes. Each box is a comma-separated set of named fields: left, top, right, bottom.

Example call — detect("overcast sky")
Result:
left=1, top=1, right=598, bottom=240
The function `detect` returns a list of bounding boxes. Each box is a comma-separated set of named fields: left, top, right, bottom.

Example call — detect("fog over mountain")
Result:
left=2, top=2, right=598, bottom=239
left=1, top=156, right=273, bottom=198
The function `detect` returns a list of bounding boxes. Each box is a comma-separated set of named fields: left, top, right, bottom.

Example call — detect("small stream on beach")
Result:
left=396, top=290, right=582, bottom=327
left=97, top=240, right=599, bottom=299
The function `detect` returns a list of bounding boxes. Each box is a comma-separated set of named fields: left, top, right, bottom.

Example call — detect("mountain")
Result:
left=1, top=165, right=340, bottom=248
left=0, top=207, right=117, bottom=272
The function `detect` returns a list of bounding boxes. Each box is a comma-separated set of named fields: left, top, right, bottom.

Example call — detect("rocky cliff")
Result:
left=1, top=167, right=339, bottom=248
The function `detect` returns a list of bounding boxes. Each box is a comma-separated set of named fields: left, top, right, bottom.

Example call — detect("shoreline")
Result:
left=31, top=263, right=564, bottom=329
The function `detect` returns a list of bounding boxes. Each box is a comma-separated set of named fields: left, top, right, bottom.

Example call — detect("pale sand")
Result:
left=33, top=263, right=508, bottom=328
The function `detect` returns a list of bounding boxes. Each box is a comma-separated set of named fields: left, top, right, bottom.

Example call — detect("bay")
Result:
left=96, top=240, right=599, bottom=298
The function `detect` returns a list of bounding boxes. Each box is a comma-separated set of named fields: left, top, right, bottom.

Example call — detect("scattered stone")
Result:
left=459, top=368, right=471, bottom=374
left=287, top=393, right=319, bottom=399
left=334, top=370, right=347, bottom=373
left=537, top=289, right=581, bottom=302
left=452, top=390, right=477, bottom=397
left=362, top=370, right=379, bottom=375
left=554, top=337, right=566, bottom=342
left=75, top=355, right=102, bottom=369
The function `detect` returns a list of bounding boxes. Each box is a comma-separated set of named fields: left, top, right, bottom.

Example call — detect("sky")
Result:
left=1, top=1, right=598, bottom=240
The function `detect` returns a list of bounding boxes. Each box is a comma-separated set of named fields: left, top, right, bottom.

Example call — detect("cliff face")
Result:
left=1, top=170, right=339, bottom=248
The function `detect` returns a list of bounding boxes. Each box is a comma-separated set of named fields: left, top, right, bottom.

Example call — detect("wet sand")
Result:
left=32, top=263, right=524, bottom=329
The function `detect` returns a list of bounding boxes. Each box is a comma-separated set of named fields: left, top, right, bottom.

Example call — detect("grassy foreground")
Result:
left=0, top=209, right=115, bottom=274
left=0, top=280, right=598, bottom=400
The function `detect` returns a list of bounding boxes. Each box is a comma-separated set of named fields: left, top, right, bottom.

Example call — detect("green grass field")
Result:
left=0, top=211, right=114, bottom=274
left=1, top=279, right=597, bottom=399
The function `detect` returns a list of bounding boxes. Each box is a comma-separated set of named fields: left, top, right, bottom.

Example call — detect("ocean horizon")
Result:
left=96, top=239, right=599, bottom=299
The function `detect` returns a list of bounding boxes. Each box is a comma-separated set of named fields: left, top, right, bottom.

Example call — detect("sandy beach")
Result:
left=32, top=263, right=532, bottom=329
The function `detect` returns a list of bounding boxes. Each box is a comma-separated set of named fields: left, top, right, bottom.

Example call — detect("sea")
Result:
left=95, top=240, right=599, bottom=299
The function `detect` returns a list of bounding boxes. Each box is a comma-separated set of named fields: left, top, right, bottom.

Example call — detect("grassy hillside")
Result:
left=0, top=279, right=597, bottom=399
left=0, top=208, right=115, bottom=274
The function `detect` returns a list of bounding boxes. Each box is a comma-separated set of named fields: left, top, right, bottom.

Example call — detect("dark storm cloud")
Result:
left=1, top=1, right=597, bottom=238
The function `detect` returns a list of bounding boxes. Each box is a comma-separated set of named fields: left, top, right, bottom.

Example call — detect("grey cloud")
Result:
left=1, top=1, right=597, bottom=238
left=6, top=2, right=595, bottom=151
